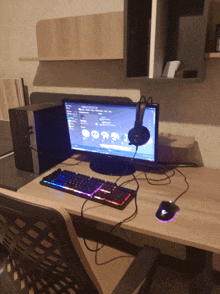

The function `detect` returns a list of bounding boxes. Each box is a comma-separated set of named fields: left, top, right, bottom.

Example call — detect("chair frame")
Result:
left=0, top=190, right=160, bottom=294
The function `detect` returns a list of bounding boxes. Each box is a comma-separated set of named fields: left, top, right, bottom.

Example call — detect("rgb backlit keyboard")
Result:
left=40, top=169, right=136, bottom=210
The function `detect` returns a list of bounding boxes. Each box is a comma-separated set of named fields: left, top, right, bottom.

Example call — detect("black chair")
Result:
left=0, top=190, right=160, bottom=293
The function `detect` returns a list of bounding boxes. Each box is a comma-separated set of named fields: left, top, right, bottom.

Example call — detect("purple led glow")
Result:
left=156, top=211, right=179, bottom=223
left=92, top=184, right=104, bottom=196
left=43, top=180, right=103, bottom=197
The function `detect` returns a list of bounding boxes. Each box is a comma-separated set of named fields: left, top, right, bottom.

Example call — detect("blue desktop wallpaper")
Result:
left=64, top=102, right=157, bottom=162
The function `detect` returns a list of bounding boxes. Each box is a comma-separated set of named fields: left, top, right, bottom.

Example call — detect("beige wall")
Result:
left=0, top=0, right=220, bottom=170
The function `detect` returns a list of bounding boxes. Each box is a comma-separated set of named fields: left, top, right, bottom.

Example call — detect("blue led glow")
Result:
left=161, top=209, right=168, bottom=215
left=43, top=180, right=103, bottom=197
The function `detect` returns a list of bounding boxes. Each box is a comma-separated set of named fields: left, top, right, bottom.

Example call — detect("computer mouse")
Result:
left=156, top=201, right=179, bottom=222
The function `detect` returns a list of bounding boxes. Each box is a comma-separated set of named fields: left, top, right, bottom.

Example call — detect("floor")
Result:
left=149, top=266, right=220, bottom=294
left=72, top=214, right=220, bottom=293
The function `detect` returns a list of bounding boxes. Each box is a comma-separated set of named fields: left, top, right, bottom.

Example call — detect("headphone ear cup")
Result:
left=128, top=126, right=150, bottom=146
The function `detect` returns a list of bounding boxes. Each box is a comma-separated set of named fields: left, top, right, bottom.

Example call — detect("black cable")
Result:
left=144, top=168, right=175, bottom=186
left=119, top=165, right=189, bottom=205
left=144, top=166, right=189, bottom=204
left=113, top=175, right=139, bottom=227
left=139, top=95, right=153, bottom=105
left=147, top=164, right=191, bottom=203
left=99, top=174, right=139, bottom=250
left=172, top=168, right=189, bottom=204
left=120, top=167, right=175, bottom=187
left=81, top=166, right=189, bottom=252
left=95, top=242, right=133, bottom=266
left=94, top=176, right=139, bottom=264
left=143, top=166, right=189, bottom=203
left=140, top=95, right=147, bottom=103
left=81, top=173, right=139, bottom=253
left=146, top=96, right=153, bottom=104
left=81, top=200, right=105, bottom=252
left=100, top=151, right=139, bottom=237
left=114, top=146, right=138, bottom=186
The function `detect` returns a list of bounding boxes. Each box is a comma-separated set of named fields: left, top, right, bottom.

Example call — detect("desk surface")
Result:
left=0, top=121, right=39, bottom=191
left=0, top=154, right=39, bottom=191
left=1, top=155, right=220, bottom=255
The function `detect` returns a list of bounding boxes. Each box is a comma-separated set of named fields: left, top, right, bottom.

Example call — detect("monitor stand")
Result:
left=90, top=156, right=136, bottom=176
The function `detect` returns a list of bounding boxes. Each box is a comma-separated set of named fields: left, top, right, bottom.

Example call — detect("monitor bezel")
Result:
left=62, top=99, right=159, bottom=169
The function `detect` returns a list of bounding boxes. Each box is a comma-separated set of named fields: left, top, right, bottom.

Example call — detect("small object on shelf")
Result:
left=216, top=24, right=220, bottom=52
left=162, top=61, right=180, bottom=78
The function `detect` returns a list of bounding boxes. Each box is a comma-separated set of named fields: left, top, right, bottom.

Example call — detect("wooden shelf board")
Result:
left=19, top=57, right=123, bottom=62
left=124, top=76, right=203, bottom=83
left=205, top=52, right=220, bottom=58
left=20, top=52, right=216, bottom=61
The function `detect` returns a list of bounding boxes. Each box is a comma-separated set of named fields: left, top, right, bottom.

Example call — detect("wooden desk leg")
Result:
left=185, top=246, right=207, bottom=276
left=213, top=270, right=220, bottom=285
left=156, top=246, right=207, bottom=276
left=188, top=251, right=213, bottom=294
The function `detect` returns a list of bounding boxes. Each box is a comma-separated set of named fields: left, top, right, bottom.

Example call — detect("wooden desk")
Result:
left=0, top=121, right=39, bottom=191
left=0, top=157, right=218, bottom=292
left=14, top=155, right=220, bottom=256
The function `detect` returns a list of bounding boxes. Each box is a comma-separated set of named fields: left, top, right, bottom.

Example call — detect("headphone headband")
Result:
left=128, top=96, right=151, bottom=147
left=135, top=101, right=146, bottom=126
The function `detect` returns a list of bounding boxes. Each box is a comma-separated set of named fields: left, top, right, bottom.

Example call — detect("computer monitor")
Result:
left=63, top=99, right=159, bottom=175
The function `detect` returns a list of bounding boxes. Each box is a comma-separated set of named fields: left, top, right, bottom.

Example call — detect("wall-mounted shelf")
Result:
left=205, top=0, right=220, bottom=57
left=20, top=1, right=211, bottom=83
left=19, top=12, right=124, bottom=62
left=19, top=57, right=123, bottom=62
left=124, top=0, right=211, bottom=81
left=205, top=52, right=220, bottom=58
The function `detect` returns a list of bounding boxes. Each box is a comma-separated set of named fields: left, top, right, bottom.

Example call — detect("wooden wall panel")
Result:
left=0, top=79, right=25, bottom=120
left=36, top=12, right=124, bottom=60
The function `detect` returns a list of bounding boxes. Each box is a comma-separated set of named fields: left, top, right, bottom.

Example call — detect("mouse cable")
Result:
left=121, top=168, right=175, bottom=187
left=144, top=167, right=189, bottom=203
left=172, top=168, right=189, bottom=204
left=121, top=167, right=189, bottom=205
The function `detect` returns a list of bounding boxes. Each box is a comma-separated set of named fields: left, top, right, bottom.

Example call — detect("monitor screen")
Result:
left=63, top=100, right=159, bottom=175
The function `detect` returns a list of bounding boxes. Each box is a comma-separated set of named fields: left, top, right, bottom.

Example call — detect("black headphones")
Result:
left=128, top=97, right=150, bottom=147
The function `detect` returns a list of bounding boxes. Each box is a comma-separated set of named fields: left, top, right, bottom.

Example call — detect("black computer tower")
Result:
left=9, top=103, right=71, bottom=173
